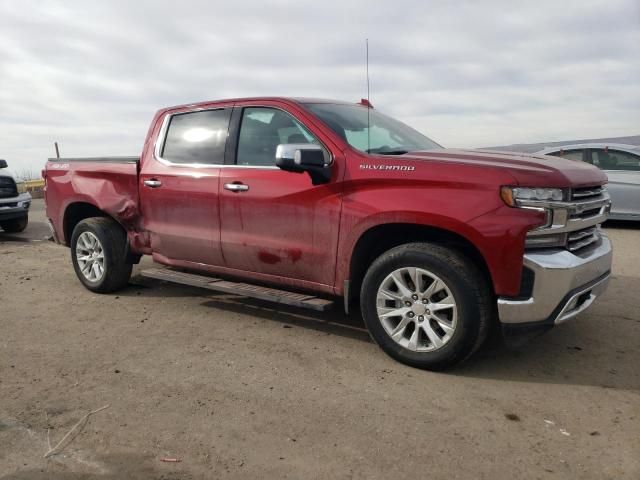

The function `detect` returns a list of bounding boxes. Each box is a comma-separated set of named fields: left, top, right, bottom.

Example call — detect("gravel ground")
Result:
left=1, top=200, right=638, bottom=479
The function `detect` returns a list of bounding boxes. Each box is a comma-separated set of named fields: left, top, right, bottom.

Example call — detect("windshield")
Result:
left=304, top=103, right=442, bottom=155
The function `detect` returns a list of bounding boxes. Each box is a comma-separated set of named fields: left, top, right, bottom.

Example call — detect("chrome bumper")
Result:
left=498, top=234, right=612, bottom=325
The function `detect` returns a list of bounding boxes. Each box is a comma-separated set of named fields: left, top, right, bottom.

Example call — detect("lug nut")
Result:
left=422, top=299, right=428, bottom=304
left=405, top=301, right=412, bottom=307
left=412, top=294, right=419, bottom=300
left=418, top=315, right=424, bottom=322
left=408, top=312, right=415, bottom=318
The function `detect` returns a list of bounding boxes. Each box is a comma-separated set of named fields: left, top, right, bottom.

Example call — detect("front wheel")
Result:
left=0, top=215, right=28, bottom=233
left=71, top=217, right=132, bottom=293
left=360, top=242, right=493, bottom=370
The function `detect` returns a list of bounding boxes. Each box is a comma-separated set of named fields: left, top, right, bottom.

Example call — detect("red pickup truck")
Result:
left=44, top=97, right=613, bottom=370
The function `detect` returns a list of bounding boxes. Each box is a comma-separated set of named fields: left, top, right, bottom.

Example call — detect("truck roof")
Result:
left=157, top=97, right=359, bottom=114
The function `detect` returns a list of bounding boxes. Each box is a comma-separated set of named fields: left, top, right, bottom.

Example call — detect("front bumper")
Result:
left=0, top=193, right=31, bottom=221
left=498, top=234, right=612, bottom=326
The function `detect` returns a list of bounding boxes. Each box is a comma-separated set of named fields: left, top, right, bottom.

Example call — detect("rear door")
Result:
left=139, top=106, right=233, bottom=266
left=218, top=102, right=343, bottom=289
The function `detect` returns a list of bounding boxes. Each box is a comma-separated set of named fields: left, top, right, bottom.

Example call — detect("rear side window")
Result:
left=161, top=109, right=231, bottom=164
left=591, top=149, right=640, bottom=171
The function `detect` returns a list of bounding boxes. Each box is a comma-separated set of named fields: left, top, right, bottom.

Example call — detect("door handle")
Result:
left=224, top=183, right=249, bottom=192
left=144, top=179, right=162, bottom=188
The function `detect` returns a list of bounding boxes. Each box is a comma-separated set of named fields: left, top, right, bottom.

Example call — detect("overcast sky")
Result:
left=1, top=0, right=639, bottom=174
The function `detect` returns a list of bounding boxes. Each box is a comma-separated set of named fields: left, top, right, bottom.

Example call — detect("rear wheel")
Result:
left=360, top=242, right=493, bottom=370
left=70, top=217, right=132, bottom=293
left=0, top=215, right=28, bottom=233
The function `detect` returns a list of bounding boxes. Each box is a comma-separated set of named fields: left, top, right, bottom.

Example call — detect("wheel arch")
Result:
left=63, top=202, right=112, bottom=244
left=345, top=222, right=494, bottom=312
left=63, top=200, right=138, bottom=248
left=64, top=202, right=141, bottom=263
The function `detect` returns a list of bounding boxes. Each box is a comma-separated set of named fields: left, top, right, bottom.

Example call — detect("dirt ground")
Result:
left=1, top=200, right=638, bottom=479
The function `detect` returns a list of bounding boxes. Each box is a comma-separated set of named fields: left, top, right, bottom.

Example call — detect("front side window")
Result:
left=304, top=103, right=442, bottom=155
left=236, top=107, right=322, bottom=167
left=591, top=149, right=640, bottom=171
left=548, top=149, right=584, bottom=162
left=161, top=109, right=231, bottom=164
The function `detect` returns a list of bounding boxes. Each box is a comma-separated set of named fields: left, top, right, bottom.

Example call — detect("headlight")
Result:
left=500, top=186, right=565, bottom=207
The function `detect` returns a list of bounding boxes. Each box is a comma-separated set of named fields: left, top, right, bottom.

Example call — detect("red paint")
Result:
left=287, top=249, right=303, bottom=263
left=258, top=251, right=282, bottom=264
left=44, top=97, right=607, bottom=299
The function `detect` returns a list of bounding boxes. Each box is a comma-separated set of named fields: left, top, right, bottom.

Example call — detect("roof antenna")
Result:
left=366, top=38, right=370, bottom=153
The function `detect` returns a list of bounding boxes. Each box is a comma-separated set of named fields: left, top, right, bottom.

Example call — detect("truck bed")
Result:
left=45, top=157, right=141, bottom=245
left=47, top=156, right=139, bottom=164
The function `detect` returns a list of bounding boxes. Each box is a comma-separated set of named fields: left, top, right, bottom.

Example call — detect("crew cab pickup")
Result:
left=0, top=159, right=31, bottom=233
left=44, top=97, right=613, bottom=370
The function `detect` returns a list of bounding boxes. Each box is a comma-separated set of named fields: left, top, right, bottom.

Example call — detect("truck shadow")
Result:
left=0, top=220, right=52, bottom=243
left=603, top=220, right=640, bottom=229
left=124, top=275, right=372, bottom=343
left=200, top=296, right=371, bottom=344
left=453, top=289, right=640, bottom=390
left=125, top=276, right=639, bottom=391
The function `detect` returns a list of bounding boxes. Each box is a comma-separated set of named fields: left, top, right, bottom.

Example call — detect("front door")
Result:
left=219, top=105, right=343, bottom=288
left=139, top=106, right=232, bottom=266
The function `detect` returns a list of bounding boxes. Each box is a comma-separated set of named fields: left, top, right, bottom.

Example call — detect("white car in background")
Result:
left=537, top=144, right=640, bottom=221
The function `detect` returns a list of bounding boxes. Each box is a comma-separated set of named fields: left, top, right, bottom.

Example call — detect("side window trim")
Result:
left=585, top=149, right=594, bottom=165
left=226, top=105, right=332, bottom=169
left=154, top=107, right=232, bottom=168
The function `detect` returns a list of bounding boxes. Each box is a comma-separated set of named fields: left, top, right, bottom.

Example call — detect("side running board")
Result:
left=140, top=268, right=334, bottom=312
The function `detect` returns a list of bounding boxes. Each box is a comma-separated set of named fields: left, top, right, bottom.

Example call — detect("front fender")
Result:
left=336, top=206, right=544, bottom=298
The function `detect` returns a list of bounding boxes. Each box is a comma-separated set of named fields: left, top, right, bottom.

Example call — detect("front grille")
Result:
left=567, top=226, right=600, bottom=252
left=525, top=184, right=608, bottom=254
left=571, top=207, right=602, bottom=220
left=571, top=186, right=604, bottom=201
left=0, top=177, right=18, bottom=199
left=568, top=185, right=608, bottom=221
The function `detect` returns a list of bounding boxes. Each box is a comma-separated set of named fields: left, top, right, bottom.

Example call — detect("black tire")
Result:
left=70, top=217, right=132, bottom=293
left=0, top=215, right=28, bottom=233
left=360, top=242, right=493, bottom=370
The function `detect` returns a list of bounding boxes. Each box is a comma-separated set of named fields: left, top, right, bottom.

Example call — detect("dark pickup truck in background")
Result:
left=0, top=159, right=31, bottom=233
left=43, top=97, right=613, bottom=370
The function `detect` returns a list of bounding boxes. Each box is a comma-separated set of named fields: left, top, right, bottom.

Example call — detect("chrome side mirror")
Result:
left=275, top=144, right=332, bottom=185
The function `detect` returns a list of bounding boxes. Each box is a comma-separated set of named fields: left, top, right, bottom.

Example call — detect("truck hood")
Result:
left=403, top=149, right=608, bottom=188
